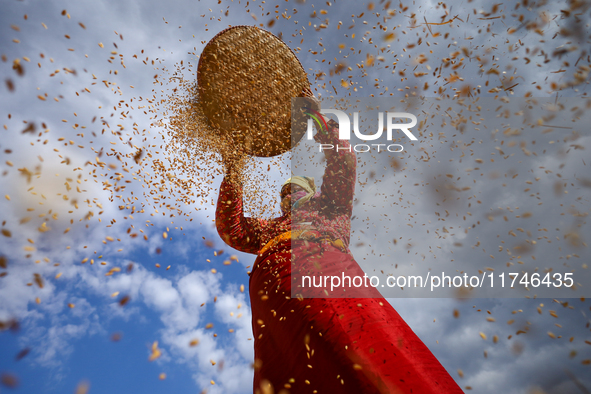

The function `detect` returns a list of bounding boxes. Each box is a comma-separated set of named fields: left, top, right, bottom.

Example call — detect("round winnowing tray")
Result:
left=197, top=25, right=310, bottom=157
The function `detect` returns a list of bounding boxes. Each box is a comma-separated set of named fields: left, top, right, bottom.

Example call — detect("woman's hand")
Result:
left=300, top=87, right=332, bottom=132
left=219, top=147, right=244, bottom=186
left=292, top=87, right=324, bottom=144
left=300, top=86, right=321, bottom=113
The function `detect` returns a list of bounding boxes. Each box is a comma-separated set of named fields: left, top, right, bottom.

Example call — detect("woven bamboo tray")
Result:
left=197, top=25, right=310, bottom=157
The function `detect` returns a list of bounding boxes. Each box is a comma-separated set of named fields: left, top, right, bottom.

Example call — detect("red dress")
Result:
left=216, top=122, right=463, bottom=394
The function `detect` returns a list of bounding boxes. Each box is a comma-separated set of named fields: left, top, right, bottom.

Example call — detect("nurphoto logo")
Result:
left=304, top=108, right=418, bottom=153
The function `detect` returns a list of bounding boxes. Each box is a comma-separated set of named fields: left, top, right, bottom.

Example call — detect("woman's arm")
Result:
left=315, top=118, right=356, bottom=216
left=215, top=175, right=267, bottom=255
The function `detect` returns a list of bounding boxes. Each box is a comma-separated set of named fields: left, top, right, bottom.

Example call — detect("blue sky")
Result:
left=1, top=0, right=591, bottom=393
left=0, top=241, right=251, bottom=393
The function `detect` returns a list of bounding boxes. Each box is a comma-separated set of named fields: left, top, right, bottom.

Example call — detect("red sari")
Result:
left=216, top=122, right=463, bottom=394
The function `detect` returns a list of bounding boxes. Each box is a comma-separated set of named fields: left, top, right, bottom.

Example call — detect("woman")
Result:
left=215, top=98, right=463, bottom=394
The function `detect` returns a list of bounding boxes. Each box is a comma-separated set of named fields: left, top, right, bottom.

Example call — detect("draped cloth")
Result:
left=250, top=238, right=464, bottom=393
left=216, top=119, right=463, bottom=394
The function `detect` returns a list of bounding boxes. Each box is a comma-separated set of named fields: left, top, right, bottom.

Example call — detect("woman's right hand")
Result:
left=219, top=149, right=245, bottom=186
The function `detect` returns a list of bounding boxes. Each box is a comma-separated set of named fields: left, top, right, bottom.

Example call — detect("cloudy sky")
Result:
left=1, top=0, right=590, bottom=393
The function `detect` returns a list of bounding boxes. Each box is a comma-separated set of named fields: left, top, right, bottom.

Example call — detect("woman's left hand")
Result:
left=300, top=87, right=321, bottom=113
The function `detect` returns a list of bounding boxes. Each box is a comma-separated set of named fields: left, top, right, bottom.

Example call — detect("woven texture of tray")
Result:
left=197, top=26, right=309, bottom=157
